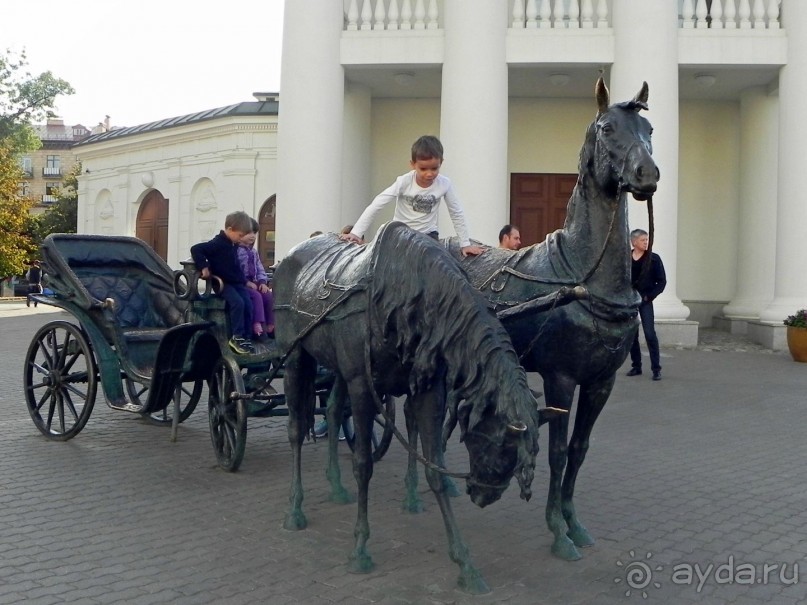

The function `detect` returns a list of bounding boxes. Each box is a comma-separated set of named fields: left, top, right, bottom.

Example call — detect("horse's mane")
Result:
left=370, top=223, right=536, bottom=433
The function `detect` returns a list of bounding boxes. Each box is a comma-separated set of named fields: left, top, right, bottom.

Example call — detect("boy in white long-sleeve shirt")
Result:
left=341, top=135, right=484, bottom=257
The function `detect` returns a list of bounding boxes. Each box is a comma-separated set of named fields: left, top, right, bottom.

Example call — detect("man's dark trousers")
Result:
left=630, top=300, right=661, bottom=372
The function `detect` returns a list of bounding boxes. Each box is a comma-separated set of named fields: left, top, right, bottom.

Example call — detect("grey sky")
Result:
left=3, top=0, right=284, bottom=129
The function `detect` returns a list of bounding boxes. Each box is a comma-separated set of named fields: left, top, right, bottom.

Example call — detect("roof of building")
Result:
left=73, top=99, right=280, bottom=147
left=34, top=121, right=92, bottom=143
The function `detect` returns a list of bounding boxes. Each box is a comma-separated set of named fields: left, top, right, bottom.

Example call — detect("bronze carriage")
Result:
left=22, top=234, right=391, bottom=471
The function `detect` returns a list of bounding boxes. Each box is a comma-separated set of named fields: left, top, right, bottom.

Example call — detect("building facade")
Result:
left=274, top=0, right=804, bottom=349
left=74, top=97, right=280, bottom=269
left=20, top=119, right=91, bottom=214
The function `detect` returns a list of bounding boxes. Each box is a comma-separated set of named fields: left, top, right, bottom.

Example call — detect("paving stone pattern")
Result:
left=0, top=310, right=805, bottom=604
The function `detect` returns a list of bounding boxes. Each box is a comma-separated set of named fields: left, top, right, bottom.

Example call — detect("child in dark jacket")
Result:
left=190, top=211, right=255, bottom=355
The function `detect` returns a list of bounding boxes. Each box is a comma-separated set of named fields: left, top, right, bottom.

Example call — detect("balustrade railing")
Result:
left=680, top=0, right=780, bottom=29
left=343, top=1, right=784, bottom=32
left=511, top=0, right=609, bottom=29
left=345, top=0, right=440, bottom=31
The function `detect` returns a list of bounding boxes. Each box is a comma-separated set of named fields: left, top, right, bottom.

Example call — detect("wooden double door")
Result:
left=136, top=190, right=169, bottom=260
left=510, top=173, right=576, bottom=247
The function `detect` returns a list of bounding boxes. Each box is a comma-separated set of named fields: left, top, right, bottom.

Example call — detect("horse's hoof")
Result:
left=329, top=487, right=355, bottom=505
left=401, top=494, right=424, bottom=514
left=347, top=552, right=374, bottom=574
left=282, top=511, right=307, bottom=531
left=457, top=570, right=491, bottom=595
left=567, top=525, right=595, bottom=548
left=551, top=536, right=582, bottom=561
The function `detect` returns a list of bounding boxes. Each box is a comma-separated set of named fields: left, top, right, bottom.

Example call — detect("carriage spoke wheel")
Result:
left=208, top=358, right=247, bottom=472
left=23, top=321, right=98, bottom=441
left=343, top=395, right=396, bottom=463
left=126, top=378, right=204, bottom=426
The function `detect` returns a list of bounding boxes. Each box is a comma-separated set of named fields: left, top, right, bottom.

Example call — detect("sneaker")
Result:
left=228, top=337, right=252, bottom=355
left=313, top=419, right=328, bottom=438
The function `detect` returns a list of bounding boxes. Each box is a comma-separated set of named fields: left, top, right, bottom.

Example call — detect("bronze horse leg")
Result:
left=543, top=374, right=582, bottom=561
left=345, top=375, right=378, bottom=573
left=401, top=396, right=424, bottom=513
left=401, top=398, right=462, bottom=514
left=410, top=388, right=490, bottom=595
left=324, top=375, right=354, bottom=504
left=282, top=346, right=318, bottom=532
left=561, top=375, right=614, bottom=549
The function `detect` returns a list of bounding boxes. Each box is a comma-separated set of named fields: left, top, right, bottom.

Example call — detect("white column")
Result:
left=276, top=0, right=345, bottom=257
left=341, top=84, right=373, bottom=229
left=611, top=0, right=689, bottom=321
left=439, top=0, right=508, bottom=245
left=759, top=0, right=807, bottom=322
left=722, top=88, right=778, bottom=319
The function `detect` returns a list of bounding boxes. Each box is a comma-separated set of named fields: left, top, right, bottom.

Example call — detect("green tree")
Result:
left=0, top=142, right=37, bottom=278
left=38, top=160, right=79, bottom=236
left=0, top=48, right=74, bottom=150
left=0, top=48, right=73, bottom=278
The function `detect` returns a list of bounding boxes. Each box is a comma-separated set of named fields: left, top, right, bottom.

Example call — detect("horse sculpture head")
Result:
left=589, top=77, right=659, bottom=201
left=458, top=394, right=540, bottom=508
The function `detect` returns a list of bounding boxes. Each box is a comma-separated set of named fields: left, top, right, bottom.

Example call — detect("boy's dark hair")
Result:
left=498, top=224, right=518, bottom=243
left=250, top=217, right=259, bottom=233
left=411, top=135, right=444, bottom=162
left=225, top=211, right=253, bottom=233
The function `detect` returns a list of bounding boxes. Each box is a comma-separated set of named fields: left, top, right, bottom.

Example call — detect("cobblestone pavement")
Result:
left=0, top=306, right=805, bottom=604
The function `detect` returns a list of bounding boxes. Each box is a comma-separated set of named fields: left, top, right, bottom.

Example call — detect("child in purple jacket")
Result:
left=237, top=218, right=275, bottom=340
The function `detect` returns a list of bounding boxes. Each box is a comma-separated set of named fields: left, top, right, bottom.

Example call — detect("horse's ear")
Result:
left=632, top=81, right=650, bottom=111
left=595, top=77, right=609, bottom=116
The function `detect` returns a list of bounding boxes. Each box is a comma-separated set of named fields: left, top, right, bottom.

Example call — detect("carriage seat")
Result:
left=78, top=272, right=184, bottom=342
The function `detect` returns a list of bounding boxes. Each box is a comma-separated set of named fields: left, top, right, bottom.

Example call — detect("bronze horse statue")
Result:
left=273, top=222, right=547, bottom=594
left=445, top=78, right=659, bottom=561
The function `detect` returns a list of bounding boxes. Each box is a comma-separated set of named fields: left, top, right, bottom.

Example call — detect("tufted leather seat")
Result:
left=78, top=272, right=185, bottom=343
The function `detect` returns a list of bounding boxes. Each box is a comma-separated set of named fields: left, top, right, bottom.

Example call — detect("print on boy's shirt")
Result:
left=408, top=193, right=438, bottom=214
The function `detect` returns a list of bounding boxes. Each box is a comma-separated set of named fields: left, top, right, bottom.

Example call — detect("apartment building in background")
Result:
left=19, top=118, right=93, bottom=214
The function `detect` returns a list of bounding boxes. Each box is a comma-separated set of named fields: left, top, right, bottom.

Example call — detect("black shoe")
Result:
left=26, top=298, right=30, bottom=308
left=626, top=367, right=642, bottom=377
left=652, top=370, right=662, bottom=381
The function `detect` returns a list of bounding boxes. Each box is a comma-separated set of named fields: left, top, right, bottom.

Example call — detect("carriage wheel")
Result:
left=125, top=377, right=204, bottom=426
left=208, top=357, right=247, bottom=472
left=23, top=321, right=98, bottom=441
left=343, top=395, right=396, bottom=463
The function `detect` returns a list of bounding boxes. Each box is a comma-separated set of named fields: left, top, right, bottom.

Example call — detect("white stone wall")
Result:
left=75, top=117, right=279, bottom=268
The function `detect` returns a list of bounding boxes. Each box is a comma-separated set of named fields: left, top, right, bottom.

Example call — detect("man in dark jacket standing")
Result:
left=626, top=228, right=667, bottom=381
